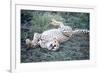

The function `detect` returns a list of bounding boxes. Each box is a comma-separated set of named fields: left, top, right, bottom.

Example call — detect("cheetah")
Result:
left=26, top=19, right=89, bottom=51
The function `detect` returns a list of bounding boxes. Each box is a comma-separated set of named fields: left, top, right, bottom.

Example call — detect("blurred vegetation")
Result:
left=21, top=10, right=89, bottom=63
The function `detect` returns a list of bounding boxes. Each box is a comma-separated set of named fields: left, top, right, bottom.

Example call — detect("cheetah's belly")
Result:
left=41, top=29, right=70, bottom=43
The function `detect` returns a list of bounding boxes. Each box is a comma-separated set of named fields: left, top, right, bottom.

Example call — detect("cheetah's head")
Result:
left=46, top=40, right=59, bottom=51
left=39, top=38, right=60, bottom=51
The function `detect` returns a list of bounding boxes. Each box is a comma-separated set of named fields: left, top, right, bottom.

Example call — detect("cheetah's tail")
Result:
left=73, top=29, right=89, bottom=34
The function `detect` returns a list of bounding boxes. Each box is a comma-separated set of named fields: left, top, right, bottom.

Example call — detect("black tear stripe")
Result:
left=66, top=35, right=70, bottom=37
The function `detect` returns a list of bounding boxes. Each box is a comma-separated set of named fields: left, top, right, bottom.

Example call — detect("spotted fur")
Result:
left=26, top=19, right=89, bottom=51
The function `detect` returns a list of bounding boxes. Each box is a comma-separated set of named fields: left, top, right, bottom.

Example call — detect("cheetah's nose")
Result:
left=51, top=45, right=56, bottom=49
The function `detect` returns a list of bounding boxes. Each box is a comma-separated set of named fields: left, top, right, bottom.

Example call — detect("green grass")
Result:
left=21, top=33, right=89, bottom=63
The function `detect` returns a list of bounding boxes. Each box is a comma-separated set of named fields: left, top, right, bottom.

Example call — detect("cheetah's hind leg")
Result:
left=59, top=26, right=73, bottom=38
left=31, top=33, right=41, bottom=48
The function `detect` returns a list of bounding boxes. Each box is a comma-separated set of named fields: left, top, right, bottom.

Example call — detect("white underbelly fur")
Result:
left=41, top=29, right=70, bottom=43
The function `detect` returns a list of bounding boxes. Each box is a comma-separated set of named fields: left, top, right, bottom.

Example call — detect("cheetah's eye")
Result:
left=37, top=39, right=40, bottom=41
left=50, top=44, right=53, bottom=47
left=53, top=45, right=56, bottom=47
left=40, top=39, right=43, bottom=41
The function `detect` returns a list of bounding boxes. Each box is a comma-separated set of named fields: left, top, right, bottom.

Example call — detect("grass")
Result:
left=21, top=10, right=89, bottom=63
left=21, top=33, right=89, bottom=63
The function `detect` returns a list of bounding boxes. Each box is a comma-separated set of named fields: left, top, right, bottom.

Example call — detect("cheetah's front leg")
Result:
left=25, top=33, right=41, bottom=48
